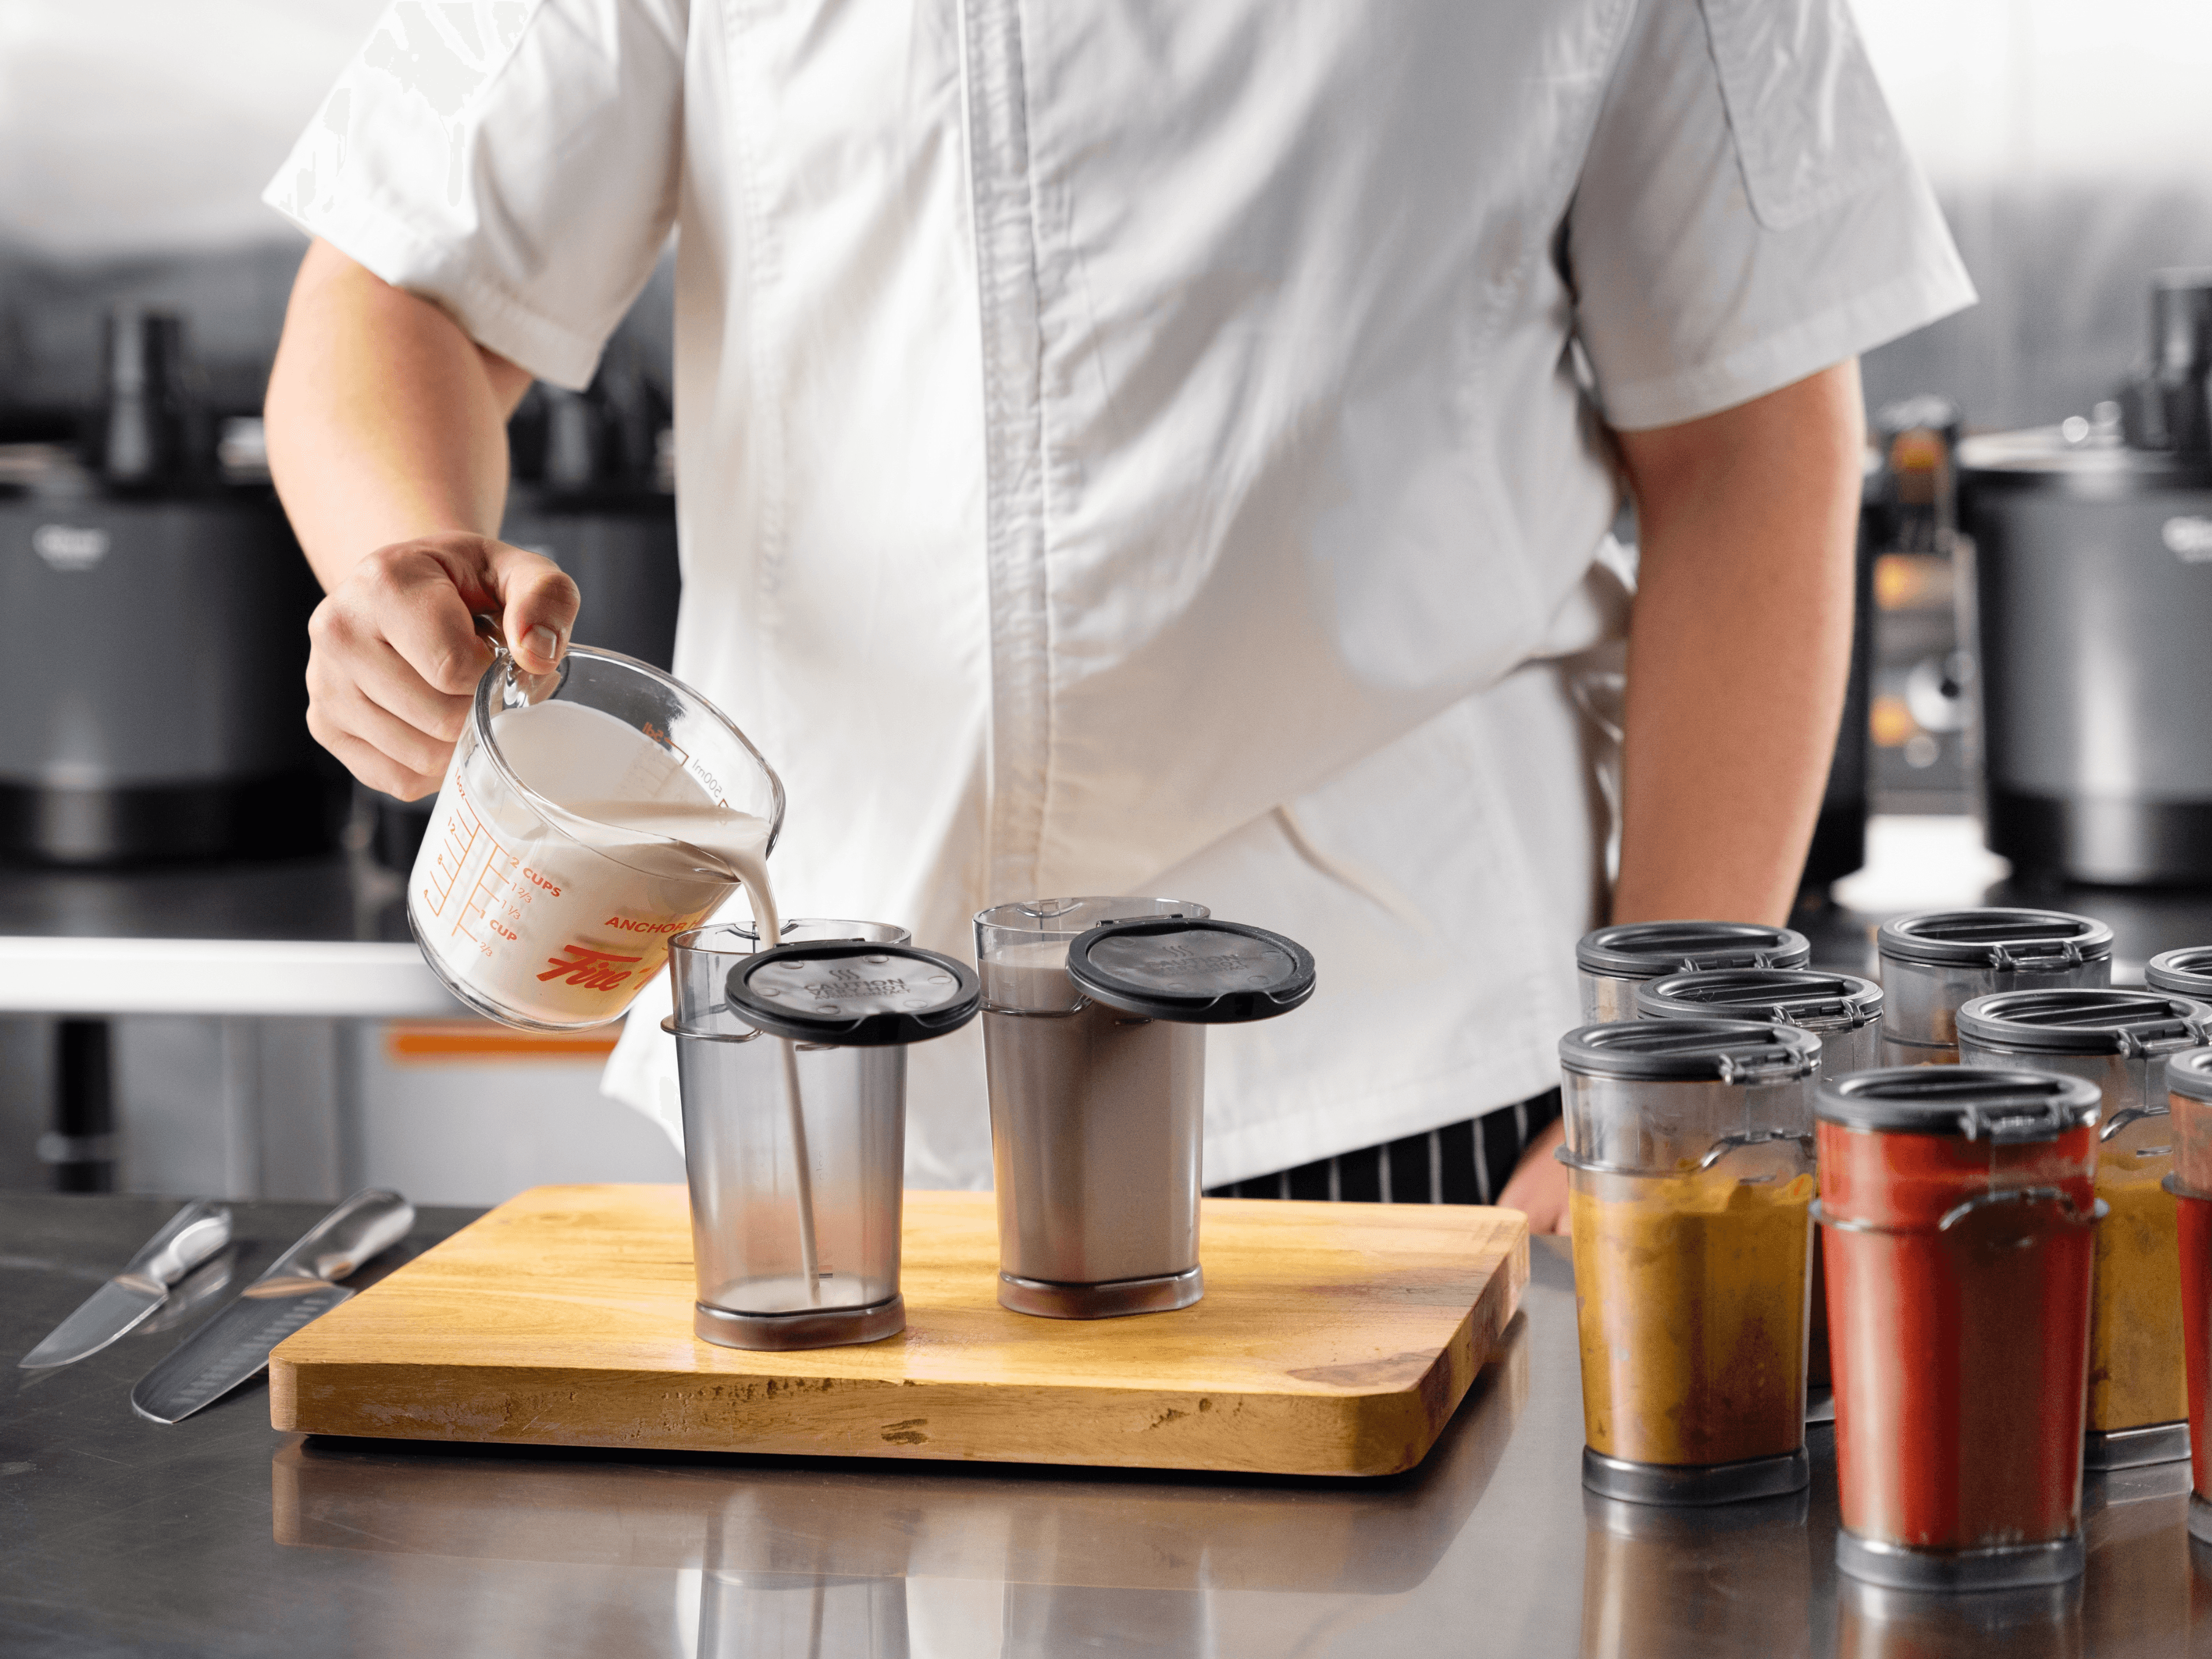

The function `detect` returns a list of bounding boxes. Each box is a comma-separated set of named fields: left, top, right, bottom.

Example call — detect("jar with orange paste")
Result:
left=1956, top=988, right=2212, bottom=1470
left=2163, top=1046, right=2212, bottom=1548
left=1558, top=1018, right=1821, bottom=1505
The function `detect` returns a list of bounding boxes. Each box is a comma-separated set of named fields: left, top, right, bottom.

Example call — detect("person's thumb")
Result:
left=489, top=542, right=582, bottom=675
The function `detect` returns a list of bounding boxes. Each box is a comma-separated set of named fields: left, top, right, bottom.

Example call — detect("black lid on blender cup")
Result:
left=724, top=942, right=981, bottom=1046
left=1558, top=1018, right=1821, bottom=1083
left=1636, top=968, right=1884, bottom=1031
left=1065, top=918, right=1315, bottom=1024
left=2166, top=1047, right=2212, bottom=1104
left=2148, top=948, right=2212, bottom=999
left=1574, top=921, right=1812, bottom=981
left=1816, top=1067, right=2103, bottom=1140
left=1875, top=908, right=2113, bottom=972
left=1954, top=988, right=2212, bottom=1055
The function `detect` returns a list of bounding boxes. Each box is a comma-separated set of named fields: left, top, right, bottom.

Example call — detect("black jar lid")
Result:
left=1636, top=968, right=1883, bottom=1031
left=1558, top=1018, right=1820, bottom=1084
left=1817, top=1067, right=2102, bottom=1140
left=1875, top=908, right=2113, bottom=971
left=1065, top=918, right=1314, bottom=1024
left=1573, top=921, right=1812, bottom=981
left=2148, top=948, right=2212, bottom=999
left=2168, top=1047, right=2212, bottom=1104
left=724, top=942, right=981, bottom=1046
left=1955, top=988, right=2212, bottom=1055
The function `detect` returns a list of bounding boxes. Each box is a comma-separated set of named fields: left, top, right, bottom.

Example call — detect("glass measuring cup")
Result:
left=407, top=640, right=784, bottom=1031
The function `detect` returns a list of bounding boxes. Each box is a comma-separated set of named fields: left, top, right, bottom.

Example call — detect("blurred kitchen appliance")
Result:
left=0, top=309, right=341, bottom=864
left=365, top=362, right=679, bottom=872
left=1960, top=270, right=2212, bottom=885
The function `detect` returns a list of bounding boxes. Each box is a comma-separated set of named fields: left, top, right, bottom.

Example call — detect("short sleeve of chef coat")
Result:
left=1569, top=0, right=1976, bottom=432
left=262, top=1, right=683, bottom=391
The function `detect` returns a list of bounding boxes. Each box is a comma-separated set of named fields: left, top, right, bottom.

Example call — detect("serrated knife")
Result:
left=19, top=1199, right=234, bottom=1369
left=130, top=1189, right=414, bottom=1425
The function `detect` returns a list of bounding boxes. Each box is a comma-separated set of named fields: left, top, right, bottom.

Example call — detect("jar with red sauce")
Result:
left=2165, top=1046, right=2212, bottom=1548
left=1817, top=1066, right=2103, bottom=1590
left=1874, top=909, right=2112, bottom=1066
left=1956, top=987, right=2212, bottom=1470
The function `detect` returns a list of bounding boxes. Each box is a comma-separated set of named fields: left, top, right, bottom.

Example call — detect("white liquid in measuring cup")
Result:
left=411, top=699, right=781, bottom=1028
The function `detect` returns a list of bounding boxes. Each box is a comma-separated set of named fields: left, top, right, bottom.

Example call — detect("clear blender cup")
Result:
left=976, top=898, right=1316, bottom=1319
left=666, top=921, right=980, bottom=1350
left=1558, top=1017, right=1822, bottom=1505
left=1874, top=908, right=2113, bottom=1065
left=409, top=638, right=784, bottom=1030
left=1955, top=987, right=2212, bottom=1469
left=1574, top=922, right=1812, bottom=1024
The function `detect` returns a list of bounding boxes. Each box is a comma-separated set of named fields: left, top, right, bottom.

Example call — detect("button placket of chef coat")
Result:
left=958, top=0, right=1053, bottom=905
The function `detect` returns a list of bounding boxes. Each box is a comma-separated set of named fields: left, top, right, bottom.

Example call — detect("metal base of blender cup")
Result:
left=2191, top=1494, right=2212, bottom=1546
left=2082, top=1420, right=2191, bottom=1470
left=1806, top=1387, right=1835, bottom=1426
left=694, top=1295, right=906, bottom=1351
left=1836, top=1529, right=2085, bottom=1592
left=997, top=1265, right=1204, bottom=1320
left=1580, top=1446, right=1810, bottom=1507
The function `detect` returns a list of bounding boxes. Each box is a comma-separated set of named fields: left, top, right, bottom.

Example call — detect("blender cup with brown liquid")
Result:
left=977, top=899, right=1314, bottom=1319
left=1636, top=966, right=1886, bottom=1426
left=1818, top=1068, right=2103, bottom=1592
left=667, top=921, right=980, bottom=1349
left=1573, top=922, right=1812, bottom=1024
left=1874, top=908, right=2113, bottom=1066
left=1559, top=1017, right=1822, bottom=1505
left=1956, top=988, right=2212, bottom=1469
left=2165, top=1048, right=2212, bottom=1546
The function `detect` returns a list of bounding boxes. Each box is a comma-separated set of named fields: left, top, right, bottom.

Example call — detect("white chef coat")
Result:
left=268, top=0, right=1974, bottom=1188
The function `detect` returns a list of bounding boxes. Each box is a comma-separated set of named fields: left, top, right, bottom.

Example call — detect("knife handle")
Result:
left=261, top=1190, right=416, bottom=1286
left=124, top=1200, right=234, bottom=1288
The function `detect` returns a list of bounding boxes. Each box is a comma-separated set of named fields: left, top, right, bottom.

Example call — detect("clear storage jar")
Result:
left=1559, top=1018, right=1821, bottom=1504
left=1957, top=989, right=2212, bottom=1466
left=1574, top=922, right=1811, bottom=1024
left=2162, top=1048, right=2212, bottom=1546
left=1874, top=908, right=2112, bottom=1065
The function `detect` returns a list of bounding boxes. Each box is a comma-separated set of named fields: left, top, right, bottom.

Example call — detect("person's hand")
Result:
left=305, top=531, right=578, bottom=799
left=1496, top=1117, right=1570, bottom=1235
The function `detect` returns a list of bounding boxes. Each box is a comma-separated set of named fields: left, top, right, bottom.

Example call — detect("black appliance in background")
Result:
left=0, top=309, right=342, bottom=865
left=364, top=357, right=681, bottom=872
left=1961, top=269, right=2212, bottom=886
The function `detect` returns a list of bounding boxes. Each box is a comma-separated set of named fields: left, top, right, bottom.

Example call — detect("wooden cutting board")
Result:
left=270, top=1185, right=1526, bottom=1477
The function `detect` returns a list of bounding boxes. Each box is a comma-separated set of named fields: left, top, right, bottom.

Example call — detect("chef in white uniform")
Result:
left=262, top=0, right=1973, bottom=1229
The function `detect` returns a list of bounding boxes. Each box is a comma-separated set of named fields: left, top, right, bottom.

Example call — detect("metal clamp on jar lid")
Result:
left=1876, top=908, right=2113, bottom=972
left=2148, top=948, right=2212, bottom=1000
left=1637, top=969, right=1883, bottom=1031
left=725, top=943, right=981, bottom=1046
left=1815, top=1067, right=2102, bottom=1142
left=1065, top=918, right=1315, bottom=1023
left=1956, top=989, right=2212, bottom=1059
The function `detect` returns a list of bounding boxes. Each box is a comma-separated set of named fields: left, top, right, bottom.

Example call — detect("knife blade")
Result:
left=130, top=1188, right=414, bottom=1425
left=20, top=1199, right=233, bottom=1369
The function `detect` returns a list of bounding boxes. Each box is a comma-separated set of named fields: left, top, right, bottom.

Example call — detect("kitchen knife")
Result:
left=20, top=1199, right=233, bottom=1369
left=130, top=1189, right=414, bottom=1425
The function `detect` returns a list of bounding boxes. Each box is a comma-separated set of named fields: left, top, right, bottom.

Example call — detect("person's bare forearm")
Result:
left=1497, top=361, right=1863, bottom=1230
left=266, top=238, right=532, bottom=590
left=265, top=240, right=575, bottom=798
left=1609, top=361, right=1865, bottom=926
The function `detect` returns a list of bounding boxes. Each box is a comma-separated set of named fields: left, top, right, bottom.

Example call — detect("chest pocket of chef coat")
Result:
left=1696, top=0, right=1900, bottom=231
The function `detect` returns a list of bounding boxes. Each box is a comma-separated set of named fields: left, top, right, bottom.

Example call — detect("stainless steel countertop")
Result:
left=4, top=1193, right=2208, bottom=1657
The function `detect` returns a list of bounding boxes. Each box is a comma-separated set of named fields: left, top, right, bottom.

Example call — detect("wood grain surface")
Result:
left=270, top=1185, right=1528, bottom=1477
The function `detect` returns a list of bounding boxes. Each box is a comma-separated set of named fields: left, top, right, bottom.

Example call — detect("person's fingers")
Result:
left=306, top=702, right=443, bottom=800
left=487, top=542, right=580, bottom=675
left=1496, top=1117, right=1570, bottom=1235
left=326, top=671, right=460, bottom=780
left=336, top=542, right=495, bottom=697
left=349, top=635, right=476, bottom=744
